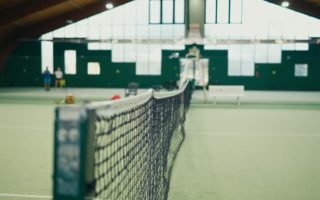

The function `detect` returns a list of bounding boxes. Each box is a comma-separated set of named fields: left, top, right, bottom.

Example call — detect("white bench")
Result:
left=209, top=85, right=245, bottom=105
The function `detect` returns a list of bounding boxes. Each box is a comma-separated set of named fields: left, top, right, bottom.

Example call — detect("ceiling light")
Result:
left=281, top=1, right=290, bottom=7
left=105, top=2, right=114, bottom=9
left=66, top=19, right=73, bottom=24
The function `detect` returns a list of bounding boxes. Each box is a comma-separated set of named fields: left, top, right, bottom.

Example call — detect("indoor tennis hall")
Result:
left=1, top=0, right=320, bottom=200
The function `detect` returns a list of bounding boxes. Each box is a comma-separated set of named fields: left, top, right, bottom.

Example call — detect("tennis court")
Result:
left=1, top=0, right=320, bottom=199
left=169, top=102, right=320, bottom=200
left=1, top=89, right=320, bottom=200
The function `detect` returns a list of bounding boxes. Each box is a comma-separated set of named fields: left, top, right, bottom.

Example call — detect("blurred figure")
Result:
left=55, top=67, right=64, bottom=88
left=42, top=67, right=51, bottom=91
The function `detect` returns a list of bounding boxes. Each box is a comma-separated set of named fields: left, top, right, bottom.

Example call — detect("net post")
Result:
left=84, top=108, right=97, bottom=195
left=53, top=106, right=89, bottom=200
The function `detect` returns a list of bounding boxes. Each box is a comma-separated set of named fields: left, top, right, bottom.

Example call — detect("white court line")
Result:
left=187, top=131, right=320, bottom=137
left=0, top=193, right=52, bottom=199
left=0, top=126, right=52, bottom=131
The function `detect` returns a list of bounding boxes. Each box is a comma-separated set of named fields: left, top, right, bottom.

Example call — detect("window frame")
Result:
left=149, top=0, right=185, bottom=24
left=205, top=0, right=243, bottom=24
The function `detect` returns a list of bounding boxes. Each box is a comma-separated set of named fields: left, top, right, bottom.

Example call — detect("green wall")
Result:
left=184, top=44, right=320, bottom=91
left=2, top=41, right=42, bottom=86
left=0, top=42, right=180, bottom=88
left=53, top=43, right=179, bottom=88
left=2, top=41, right=320, bottom=91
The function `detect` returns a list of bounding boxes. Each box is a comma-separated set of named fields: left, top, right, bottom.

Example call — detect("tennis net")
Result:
left=53, top=80, right=193, bottom=200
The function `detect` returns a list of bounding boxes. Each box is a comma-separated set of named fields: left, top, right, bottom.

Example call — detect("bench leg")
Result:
left=213, top=97, right=216, bottom=105
left=203, top=87, right=208, bottom=103
left=237, top=97, right=240, bottom=106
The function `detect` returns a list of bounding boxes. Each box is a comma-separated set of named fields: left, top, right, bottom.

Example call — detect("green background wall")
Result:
left=1, top=41, right=320, bottom=91
left=1, top=41, right=42, bottom=86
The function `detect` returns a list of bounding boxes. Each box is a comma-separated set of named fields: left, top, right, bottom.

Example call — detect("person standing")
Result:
left=43, top=67, right=51, bottom=91
left=54, top=67, right=64, bottom=88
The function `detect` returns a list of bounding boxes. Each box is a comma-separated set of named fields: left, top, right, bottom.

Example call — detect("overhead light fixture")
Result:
left=281, top=1, right=290, bottom=7
left=105, top=2, right=114, bottom=9
left=66, top=19, right=73, bottom=24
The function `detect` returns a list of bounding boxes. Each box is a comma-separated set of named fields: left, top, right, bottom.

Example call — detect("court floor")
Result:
left=0, top=103, right=54, bottom=200
left=1, top=88, right=320, bottom=199
left=169, top=105, right=320, bottom=200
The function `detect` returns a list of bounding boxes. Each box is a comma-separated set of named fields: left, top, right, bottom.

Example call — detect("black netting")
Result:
left=93, top=81, right=192, bottom=200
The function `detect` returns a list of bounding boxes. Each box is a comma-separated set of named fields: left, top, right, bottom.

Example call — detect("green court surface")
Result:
left=169, top=105, right=320, bottom=200
left=1, top=96, right=320, bottom=199
left=0, top=104, right=54, bottom=200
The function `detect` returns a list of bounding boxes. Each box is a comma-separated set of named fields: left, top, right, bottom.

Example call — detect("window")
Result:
left=217, top=0, right=229, bottom=23
left=162, top=0, right=174, bottom=23
left=174, top=0, right=184, bottom=23
left=41, top=41, right=53, bottom=73
left=87, top=62, right=101, bottom=75
left=228, top=45, right=254, bottom=76
left=230, top=0, right=242, bottom=23
left=294, top=64, right=308, bottom=77
left=206, top=0, right=243, bottom=24
left=112, top=44, right=125, bottom=62
left=267, top=44, right=281, bottom=64
left=136, top=44, right=161, bottom=75
left=254, top=44, right=268, bottom=63
left=150, top=0, right=161, bottom=23
left=64, top=50, right=77, bottom=74
left=149, top=0, right=184, bottom=24
left=228, top=45, right=241, bottom=76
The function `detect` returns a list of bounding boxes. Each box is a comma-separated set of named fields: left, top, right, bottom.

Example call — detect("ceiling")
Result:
left=0, top=0, right=133, bottom=56
left=0, top=0, right=319, bottom=56
left=265, top=0, right=320, bottom=19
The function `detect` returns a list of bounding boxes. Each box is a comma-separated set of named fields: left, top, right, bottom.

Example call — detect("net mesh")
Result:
left=92, top=81, right=192, bottom=200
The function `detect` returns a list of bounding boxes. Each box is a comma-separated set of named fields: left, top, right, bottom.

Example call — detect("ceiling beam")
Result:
left=14, top=0, right=134, bottom=40
left=265, top=0, right=320, bottom=19
left=0, top=0, right=66, bottom=27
